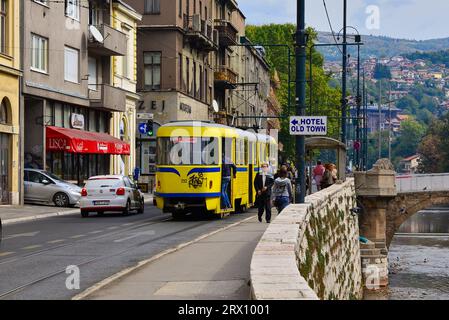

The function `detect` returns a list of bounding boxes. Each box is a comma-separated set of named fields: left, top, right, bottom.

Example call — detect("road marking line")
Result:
left=70, top=234, right=86, bottom=239
left=72, top=215, right=257, bottom=300
left=0, top=252, right=14, bottom=257
left=22, top=245, right=42, bottom=250
left=107, top=226, right=119, bottom=230
left=47, top=239, right=65, bottom=244
left=121, top=223, right=134, bottom=226
left=89, top=230, right=103, bottom=234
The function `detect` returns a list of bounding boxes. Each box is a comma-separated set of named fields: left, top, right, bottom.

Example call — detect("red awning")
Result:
left=46, top=126, right=130, bottom=155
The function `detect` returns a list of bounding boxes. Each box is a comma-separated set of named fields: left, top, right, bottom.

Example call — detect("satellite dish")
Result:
left=212, top=100, right=219, bottom=113
left=90, top=25, right=104, bottom=43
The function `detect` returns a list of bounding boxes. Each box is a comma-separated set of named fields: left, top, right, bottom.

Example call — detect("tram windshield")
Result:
left=157, top=137, right=219, bottom=166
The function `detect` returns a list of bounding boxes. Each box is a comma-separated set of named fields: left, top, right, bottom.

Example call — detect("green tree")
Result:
left=392, top=120, right=426, bottom=160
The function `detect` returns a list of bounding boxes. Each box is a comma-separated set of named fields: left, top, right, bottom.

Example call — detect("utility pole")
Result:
left=295, top=0, right=306, bottom=204
left=355, top=42, right=361, bottom=169
left=341, top=0, right=348, bottom=145
left=388, top=81, right=392, bottom=160
left=378, top=79, right=382, bottom=159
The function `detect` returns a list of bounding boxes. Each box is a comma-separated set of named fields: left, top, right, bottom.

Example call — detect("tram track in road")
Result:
left=0, top=213, right=172, bottom=266
left=0, top=218, right=213, bottom=300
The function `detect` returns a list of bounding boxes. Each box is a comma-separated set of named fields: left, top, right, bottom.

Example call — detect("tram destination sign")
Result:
left=289, top=116, right=327, bottom=136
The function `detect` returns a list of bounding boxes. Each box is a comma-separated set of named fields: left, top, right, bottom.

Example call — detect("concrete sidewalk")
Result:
left=85, top=215, right=268, bottom=300
left=0, top=194, right=154, bottom=225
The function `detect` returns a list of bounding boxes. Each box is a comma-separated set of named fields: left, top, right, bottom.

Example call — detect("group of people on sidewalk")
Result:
left=254, top=163, right=294, bottom=224
left=254, top=161, right=338, bottom=223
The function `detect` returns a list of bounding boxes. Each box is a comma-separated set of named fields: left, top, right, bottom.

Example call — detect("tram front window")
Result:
left=157, top=137, right=219, bottom=166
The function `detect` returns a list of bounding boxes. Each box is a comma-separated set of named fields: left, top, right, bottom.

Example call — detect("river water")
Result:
left=365, top=206, right=449, bottom=300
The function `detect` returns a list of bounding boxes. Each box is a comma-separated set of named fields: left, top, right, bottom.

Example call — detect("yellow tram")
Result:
left=154, top=121, right=278, bottom=218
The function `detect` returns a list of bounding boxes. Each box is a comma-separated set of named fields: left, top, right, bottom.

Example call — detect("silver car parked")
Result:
left=24, top=169, right=82, bottom=207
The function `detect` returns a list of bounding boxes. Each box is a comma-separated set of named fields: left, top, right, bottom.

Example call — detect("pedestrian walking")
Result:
left=254, top=163, right=274, bottom=223
left=271, top=166, right=293, bottom=214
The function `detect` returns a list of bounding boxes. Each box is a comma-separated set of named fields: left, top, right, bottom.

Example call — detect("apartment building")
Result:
left=21, top=0, right=140, bottom=186
left=0, top=0, right=21, bottom=204
left=128, top=0, right=271, bottom=188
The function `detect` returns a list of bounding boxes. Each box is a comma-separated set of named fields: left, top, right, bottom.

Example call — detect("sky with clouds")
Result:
left=238, top=0, right=449, bottom=40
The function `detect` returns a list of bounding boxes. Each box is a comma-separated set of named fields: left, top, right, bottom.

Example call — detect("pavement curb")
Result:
left=2, top=198, right=154, bottom=226
left=72, top=215, right=257, bottom=300
left=2, top=209, right=80, bottom=226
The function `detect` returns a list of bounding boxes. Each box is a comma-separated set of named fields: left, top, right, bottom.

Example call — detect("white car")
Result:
left=79, top=175, right=144, bottom=218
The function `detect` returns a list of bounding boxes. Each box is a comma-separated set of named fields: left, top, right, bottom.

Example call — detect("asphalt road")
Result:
left=0, top=204, right=257, bottom=300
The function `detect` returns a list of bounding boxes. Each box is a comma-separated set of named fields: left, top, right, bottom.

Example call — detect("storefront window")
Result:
left=63, top=105, right=71, bottom=128
left=99, top=114, right=106, bottom=133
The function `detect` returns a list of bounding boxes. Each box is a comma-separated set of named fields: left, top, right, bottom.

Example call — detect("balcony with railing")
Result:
left=88, top=24, right=127, bottom=57
left=89, top=84, right=127, bottom=112
left=183, top=14, right=218, bottom=52
left=214, top=66, right=238, bottom=89
left=214, top=19, right=238, bottom=47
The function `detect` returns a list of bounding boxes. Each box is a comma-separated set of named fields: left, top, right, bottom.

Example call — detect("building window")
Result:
left=0, top=0, right=7, bottom=55
left=178, top=0, right=182, bottom=17
left=0, top=98, right=8, bottom=124
left=89, top=2, right=101, bottom=25
left=144, top=0, right=160, bottom=14
left=64, top=46, right=79, bottom=83
left=144, top=52, right=161, bottom=90
left=65, top=0, right=80, bottom=21
left=31, top=34, right=48, bottom=73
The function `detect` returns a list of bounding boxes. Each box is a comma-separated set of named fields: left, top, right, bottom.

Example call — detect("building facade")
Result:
left=128, top=0, right=271, bottom=189
left=0, top=0, right=21, bottom=205
left=110, top=1, right=142, bottom=176
left=21, top=0, right=140, bottom=188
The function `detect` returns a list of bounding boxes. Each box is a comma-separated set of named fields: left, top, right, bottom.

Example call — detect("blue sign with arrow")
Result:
left=139, top=123, right=149, bottom=135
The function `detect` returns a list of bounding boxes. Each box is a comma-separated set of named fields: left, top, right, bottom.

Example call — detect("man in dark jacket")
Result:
left=254, top=163, right=275, bottom=223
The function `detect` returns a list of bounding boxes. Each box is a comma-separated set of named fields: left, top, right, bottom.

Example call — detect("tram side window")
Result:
left=157, top=137, right=219, bottom=165
left=222, top=138, right=233, bottom=163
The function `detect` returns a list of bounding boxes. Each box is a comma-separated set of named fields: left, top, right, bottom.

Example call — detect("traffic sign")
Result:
left=139, top=123, right=149, bottom=134
left=289, top=116, right=327, bottom=136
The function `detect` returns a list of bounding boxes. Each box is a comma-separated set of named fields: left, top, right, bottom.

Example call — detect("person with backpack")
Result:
left=271, top=166, right=293, bottom=214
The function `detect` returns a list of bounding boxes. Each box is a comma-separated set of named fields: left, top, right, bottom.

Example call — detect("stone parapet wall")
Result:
left=250, top=179, right=363, bottom=300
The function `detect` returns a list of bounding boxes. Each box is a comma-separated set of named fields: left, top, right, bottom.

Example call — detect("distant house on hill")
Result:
left=400, top=155, right=421, bottom=174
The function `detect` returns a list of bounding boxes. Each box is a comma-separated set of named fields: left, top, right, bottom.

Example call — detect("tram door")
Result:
left=0, top=133, right=10, bottom=204
left=248, top=141, right=253, bottom=204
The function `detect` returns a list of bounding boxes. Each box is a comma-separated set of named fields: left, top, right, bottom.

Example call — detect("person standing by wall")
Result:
left=254, top=163, right=274, bottom=223
left=271, top=166, right=293, bottom=214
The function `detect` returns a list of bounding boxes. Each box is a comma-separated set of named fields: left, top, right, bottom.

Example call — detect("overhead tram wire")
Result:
left=323, top=0, right=344, bottom=55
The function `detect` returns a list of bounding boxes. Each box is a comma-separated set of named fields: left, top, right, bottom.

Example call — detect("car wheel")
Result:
left=54, top=192, right=70, bottom=207
left=137, top=199, right=144, bottom=214
left=81, top=210, right=89, bottom=218
left=122, top=200, right=131, bottom=216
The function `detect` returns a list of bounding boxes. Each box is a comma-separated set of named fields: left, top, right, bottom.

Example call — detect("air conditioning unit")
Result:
left=192, top=14, right=201, bottom=32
